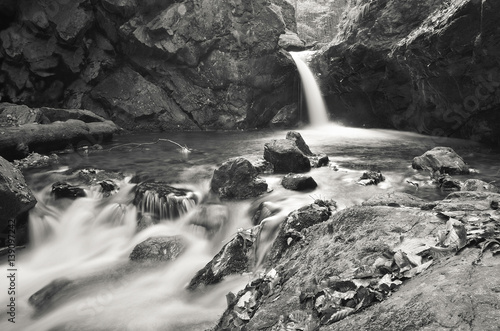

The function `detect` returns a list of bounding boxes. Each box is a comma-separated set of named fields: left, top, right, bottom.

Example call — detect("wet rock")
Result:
left=28, top=278, right=73, bottom=313
left=0, top=156, right=37, bottom=222
left=435, top=173, right=462, bottom=192
left=264, top=139, right=311, bottom=173
left=70, top=168, right=125, bottom=187
left=210, top=157, right=268, bottom=200
left=129, top=236, right=187, bottom=262
left=358, top=171, right=385, bottom=185
left=308, top=153, right=329, bottom=168
left=134, top=181, right=198, bottom=222
left=249, top=157, right=274, bottom=174
left=13, top=152, right=59, bottom=170
left=362, top=192, right=429, bottom=208
left=51, top=182, right=86, bottom=200
left=187, top=229, right=258, bottom=291
left=252, top=201, right=283, bottom=226
left=412, top=147, right=469, bottom=175
left=281, top=173, right=317, bottom=191
left=266, top=202, right=332, bottom=266
left=286, top=131, right=313, bottom=156
left=101, top=0, right=138, bottom=18
left=461, top=179, right=499, bottom=193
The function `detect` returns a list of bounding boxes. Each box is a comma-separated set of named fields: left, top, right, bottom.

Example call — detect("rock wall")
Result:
left=313, top=0, right=500, bottom=145
left=0, top=0, right=297, bottom=130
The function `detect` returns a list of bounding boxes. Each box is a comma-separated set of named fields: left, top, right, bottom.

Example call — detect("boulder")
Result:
left=461, top=179, right=499, bottom=193
left=434, top=173, right=462, bottom=192
left=264, top=139, right=311, bottom=173
left=286, top=131, right=313, bottom=156
left=187, top=228, right=258, bottom=291
left=0, top=156, right=37, bottom=222
left=265, top=201, right=332, bottom=266
left=134, top=181, right=198, bottom=222
left=281, top=173, right=317, bottom=191
left=215, top=197, right=500, bottom=330
left=51, top=182, right=86, bottom=200
left=308, top=153, right=329, bottom=168
left=412, top=147, right=469, bottom=175
left=129, top=236, right=187, bottom=262
left=210, top=157, right=268, bottom=200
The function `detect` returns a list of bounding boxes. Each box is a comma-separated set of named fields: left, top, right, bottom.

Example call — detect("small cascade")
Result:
left=290, top=51, right=330, bottom=126
left=133, top=182, right=199, bottom=222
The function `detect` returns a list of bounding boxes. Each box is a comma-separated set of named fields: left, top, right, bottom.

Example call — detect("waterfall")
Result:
left=290, top=51, right=330, bottom=126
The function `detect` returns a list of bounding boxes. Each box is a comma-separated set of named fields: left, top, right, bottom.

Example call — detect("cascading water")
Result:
left=290, top=51, right=330, bottom=127
left=2, top=127, right=500, bottom=331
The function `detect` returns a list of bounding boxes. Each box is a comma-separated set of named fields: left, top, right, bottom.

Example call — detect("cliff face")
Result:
left=314, top=0, right=500, bottom=145
left=0, top=0, right=297, bottom=130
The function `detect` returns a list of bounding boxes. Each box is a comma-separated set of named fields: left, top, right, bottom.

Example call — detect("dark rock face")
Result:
left=281, top=173, right=317, bottom=191
left=264, top=139, right=311, bottom=173
left=0, top=0, right=297, bottom=130
left=0, top=156, right=37, bottom=222
left=313, top=0, right=500, bottom=145
left=51, top=182, right=87, bottom=200
left=129, top=236, right=187, bottom=262
left=412, top=147, right=469, bottom=175
left=210, top=157, right=268, bottom=200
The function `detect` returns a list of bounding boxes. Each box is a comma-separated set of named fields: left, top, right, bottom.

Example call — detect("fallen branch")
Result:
left=108, top=138, right=191, bottom=154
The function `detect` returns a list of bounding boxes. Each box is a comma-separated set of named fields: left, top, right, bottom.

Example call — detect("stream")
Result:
left=2, top=124, right=500, bottom=331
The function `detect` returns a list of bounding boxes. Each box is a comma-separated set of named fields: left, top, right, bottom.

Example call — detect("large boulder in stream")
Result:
left=129, top=236, right=187, bottom=262
left=264, top=139, right=311, bottom=173
left=211, top=157, right=268, bottom=200
left=412, top=147, right=469, bottom=175
left=214, top=191, right=500, bottom=330
left=281, top=173, right=318, bottom=191
left=264, top=131, right=329, bottom=173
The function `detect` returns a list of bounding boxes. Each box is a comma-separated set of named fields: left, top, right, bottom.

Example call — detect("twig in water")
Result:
left=108, top=138, right=192, bottom=154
